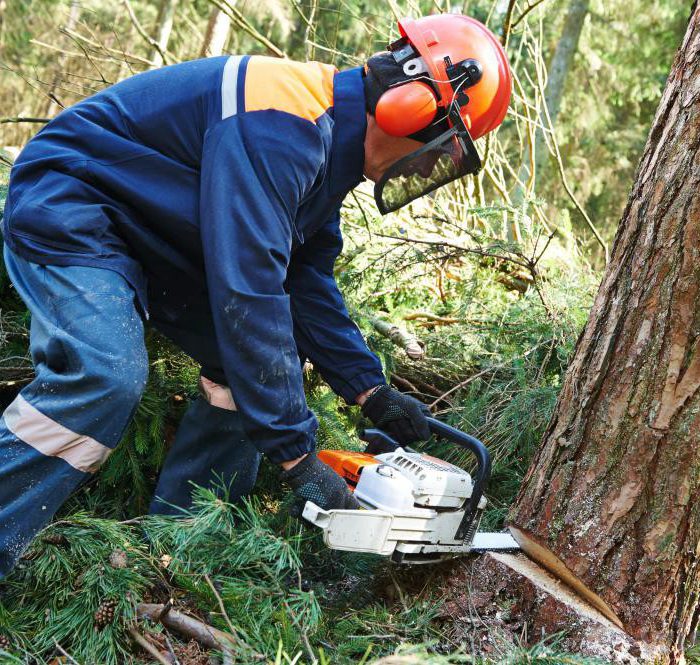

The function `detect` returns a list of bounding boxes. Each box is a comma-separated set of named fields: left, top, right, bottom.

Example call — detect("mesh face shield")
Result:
left=374, top=110, right=482, bottom=215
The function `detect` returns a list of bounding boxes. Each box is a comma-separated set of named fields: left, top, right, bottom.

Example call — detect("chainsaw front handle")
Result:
left=361, top=417, right=491, bottom=541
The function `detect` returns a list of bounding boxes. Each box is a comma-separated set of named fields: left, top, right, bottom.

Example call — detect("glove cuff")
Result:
left=360, top=385, right=392, bottom=421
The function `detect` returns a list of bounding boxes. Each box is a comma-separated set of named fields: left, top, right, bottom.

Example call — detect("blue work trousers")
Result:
left=0, top=246, right=260, bottom=579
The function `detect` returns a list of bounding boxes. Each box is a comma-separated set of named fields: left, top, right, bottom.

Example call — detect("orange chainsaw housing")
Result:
left=318, top=450, right=379, bottom=488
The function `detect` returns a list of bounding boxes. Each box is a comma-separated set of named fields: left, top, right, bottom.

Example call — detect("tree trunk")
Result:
left=541, top=0, right=589, bottom=130
left=516, top=0, right=589, bottom=200
left=509, top=3, right=700, bottom=661
left=200, top=8, right=232, bottom=58
left=150, top=0, right=177, bottom=68
left=43, top=0, right=81, bottom=117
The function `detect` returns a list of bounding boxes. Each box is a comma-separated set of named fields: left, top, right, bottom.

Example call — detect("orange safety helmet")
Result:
left=370, top=14, right=512, bottom=214
left=374, top=14, right=512, bottom=140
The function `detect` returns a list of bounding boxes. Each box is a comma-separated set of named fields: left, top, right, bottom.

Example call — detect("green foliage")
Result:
left=0, top=515, right=154, bottom=663
left=337, top=205, right=597, bottom=528
left=144, top=488, right=319, bottom=660
left=491, top=637, right=608, bottom=664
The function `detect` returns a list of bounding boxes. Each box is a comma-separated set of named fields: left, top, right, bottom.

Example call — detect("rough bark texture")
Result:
left=510, top=3, right=700, bottom=659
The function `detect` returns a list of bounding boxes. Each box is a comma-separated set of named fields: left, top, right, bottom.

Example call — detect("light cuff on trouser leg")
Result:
left=4, top=395, right=112, bottom=473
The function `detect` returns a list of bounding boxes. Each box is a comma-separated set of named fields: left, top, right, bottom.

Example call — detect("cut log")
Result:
left=370, top=316, right=425, bottom=360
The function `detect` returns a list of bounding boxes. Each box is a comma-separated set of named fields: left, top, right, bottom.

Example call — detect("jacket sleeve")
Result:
left=287, top=210, right=386, bottom=403
left=199, top=113, right=324, bottom=464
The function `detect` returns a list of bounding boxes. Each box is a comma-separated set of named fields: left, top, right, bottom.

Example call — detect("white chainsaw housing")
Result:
left=355, top=449, right=473, bottom=510
left=304, top=447, right=519, bottom=564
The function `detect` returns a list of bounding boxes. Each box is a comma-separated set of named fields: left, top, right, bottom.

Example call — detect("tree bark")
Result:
left=509, top=3, right=700, bottom=661
left=200, top=7, right=232, bottom=58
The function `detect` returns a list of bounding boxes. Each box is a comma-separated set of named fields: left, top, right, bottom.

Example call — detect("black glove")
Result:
left=281, top=453, right=360, bottom=513
left=361, top=385, right=431, bottom=445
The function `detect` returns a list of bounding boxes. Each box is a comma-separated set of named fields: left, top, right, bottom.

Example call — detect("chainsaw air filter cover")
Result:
left=356, top=449, right=473, bottom=510
left=354, top=463, right=415, bottom=512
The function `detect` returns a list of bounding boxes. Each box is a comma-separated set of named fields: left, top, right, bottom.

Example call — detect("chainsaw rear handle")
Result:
left=361, top=417, right=491, bottom=541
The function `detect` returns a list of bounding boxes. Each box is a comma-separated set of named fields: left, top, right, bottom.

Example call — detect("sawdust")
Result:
left=438, top=552, right=669, bottom=665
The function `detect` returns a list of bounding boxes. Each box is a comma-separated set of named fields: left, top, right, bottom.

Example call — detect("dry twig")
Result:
left=136, top=602, right=239, bottom=659
left=0, top=117, right=50, bottom=124
left=128, top=628, right=171, bottom=665
left=122, top=0, right=170, bottom=65
left=204, top=574, right=240, bottom=640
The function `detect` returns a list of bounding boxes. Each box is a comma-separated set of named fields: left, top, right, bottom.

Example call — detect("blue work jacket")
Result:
left=2, top=55, right=385, bottom=463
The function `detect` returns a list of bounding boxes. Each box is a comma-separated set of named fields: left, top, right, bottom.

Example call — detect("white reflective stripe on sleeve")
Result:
left=221, top=55, right=243, bottom=119
left=3, top=395, right=111, bottom=474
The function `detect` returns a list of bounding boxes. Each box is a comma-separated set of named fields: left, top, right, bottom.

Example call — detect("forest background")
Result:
left=0, top=0, right=693, bottom=662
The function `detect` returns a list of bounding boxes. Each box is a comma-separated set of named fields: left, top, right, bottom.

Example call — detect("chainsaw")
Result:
left=302, top=417, right=520, bottom=564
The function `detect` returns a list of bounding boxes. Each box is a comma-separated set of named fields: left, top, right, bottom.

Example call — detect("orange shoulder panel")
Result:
left=244, top=57, right=336, bottom=123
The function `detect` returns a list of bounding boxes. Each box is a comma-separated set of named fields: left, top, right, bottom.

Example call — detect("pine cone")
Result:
left=0, top=634, right=11, bottom=651
left=94, top=599, right=118, bottom=630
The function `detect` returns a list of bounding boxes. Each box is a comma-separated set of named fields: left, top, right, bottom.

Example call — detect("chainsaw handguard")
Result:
left=425, top=417, right=491, bottom=540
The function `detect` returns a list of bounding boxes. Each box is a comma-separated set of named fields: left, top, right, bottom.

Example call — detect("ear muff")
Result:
left=375, top=81, right=438, bottom=137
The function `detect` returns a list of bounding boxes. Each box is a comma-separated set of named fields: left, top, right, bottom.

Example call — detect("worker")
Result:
left=0, top=14, right=511, bottom=578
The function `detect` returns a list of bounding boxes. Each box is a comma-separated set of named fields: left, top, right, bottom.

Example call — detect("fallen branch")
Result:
left=0, top=117, right=50, bottom=124
left=53, top=641, right=79, bottom=665
left=136, top=603, right=236, bottom=658
left=128, top=628, right=171, bottom=665
left=374, top=232, right=531, bottom=271
left=370, top=317, right=425, bottom=360
left=429, top=338, right=554, bottom=408
left=429, top=365, right=500, bottom=409
left=204, top=573, right=240, bottom=641
left=60, top=27, right=157, bottom=67
left=404, top=312, right=460, bottom=324
left=390, top=373, right=420, bottom=394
